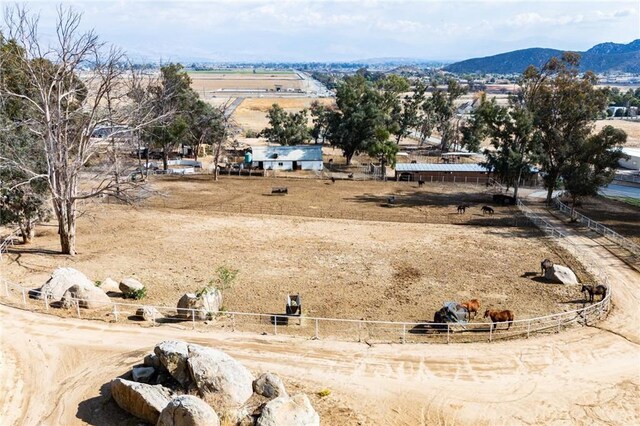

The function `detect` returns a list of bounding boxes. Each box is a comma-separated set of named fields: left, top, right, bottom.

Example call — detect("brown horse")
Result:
left=461, top=299, right=480, bottom=320
left=484, top=309, right=514, bottom=331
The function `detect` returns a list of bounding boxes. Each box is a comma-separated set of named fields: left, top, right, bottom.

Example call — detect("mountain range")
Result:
left=444, top=39, right=640, bottom=74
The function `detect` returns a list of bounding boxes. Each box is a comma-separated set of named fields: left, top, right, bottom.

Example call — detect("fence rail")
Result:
left=0, top=270, right=610, bottom=345
left=0, top=228, right=21, bottom=261
left=552, top=197, right=640, bottom=257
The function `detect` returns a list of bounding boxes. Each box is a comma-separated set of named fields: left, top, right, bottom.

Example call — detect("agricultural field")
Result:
left=233, top=97, right=335, bottom=132
left=595, top=119, right=640, bottom=148
left=3, top=177, right=592, bottom=325
left=189, top=70, right=304, bottom=93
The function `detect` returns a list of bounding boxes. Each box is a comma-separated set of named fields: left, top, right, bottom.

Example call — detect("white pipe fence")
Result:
left=0, top=273, right=610, bottom=344
left=552, top=197, right=640, bottom=257
left=0, top=228, right=21, bottom=261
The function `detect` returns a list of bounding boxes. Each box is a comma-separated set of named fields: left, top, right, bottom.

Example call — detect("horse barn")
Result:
left=395, top=163, right=492, bottom=184
left=251, top=145, right=323, bottom=171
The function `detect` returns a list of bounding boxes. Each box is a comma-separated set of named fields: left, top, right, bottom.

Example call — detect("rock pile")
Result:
left=109, top=340, right=319, bottom=426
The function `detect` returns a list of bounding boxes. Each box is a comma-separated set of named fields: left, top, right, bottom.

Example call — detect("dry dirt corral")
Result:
left=3, top=177, right=591, bottom=324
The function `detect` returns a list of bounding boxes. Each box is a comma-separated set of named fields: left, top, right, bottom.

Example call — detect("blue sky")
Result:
left=14, top=0, right=640, bottom=62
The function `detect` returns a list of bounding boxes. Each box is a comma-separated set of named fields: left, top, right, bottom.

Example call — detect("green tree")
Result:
left=144, top=63, right=198, bottom=170
left=394, top=81, right=427, bottom=144
left=522, top=53, right=610, bottom=204
left=562, top=125, right=627, bottom=219
left=469, top=95, right=536, bottom=200
left=261, top=104, right=310, bottom=146
left=309, top=100, right=330, bottom=144
left=421, top=80, right=467, bottom=152
left=325, top=75, right=388, bottom=165
left=368, top=139, right=398, bottom=181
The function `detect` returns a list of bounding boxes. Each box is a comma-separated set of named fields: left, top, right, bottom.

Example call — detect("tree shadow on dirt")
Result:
left=345, top=189, right=493, bottom=208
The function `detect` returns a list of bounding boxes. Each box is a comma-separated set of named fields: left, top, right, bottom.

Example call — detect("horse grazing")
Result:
left=331, top=177, right=336, bottom=184
left=461, top=299, right=480, bottom=320
left=418, top=180, right=425, bottom=187
left=481, top=205, right=494, bottom=215
left=581, top=284, right=607, bottom=303
left=457, top=204, right=467, bottom=214
left=484, top=309, right=514, bottom=331
left=540, top=258, right=554, bottom=276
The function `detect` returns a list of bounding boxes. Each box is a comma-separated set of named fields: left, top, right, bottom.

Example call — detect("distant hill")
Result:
left=444, top=40, right=640, bottom=74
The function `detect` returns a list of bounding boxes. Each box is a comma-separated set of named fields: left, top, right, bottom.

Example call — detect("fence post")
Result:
left=527, top=322, right=531, bottom=338
left=314, top=319, right=319, bottom=339
left=113, top=304, right=119, bottom=322
left=358, top=321, right=362, bottom=342
left=557, top=316, right=561, bottom=333
left=44, top=293, right=49, bottom=310
left=274, top=317, right=278, bottom=335
left=446, top=324, right=450, bottom=344
left=192, top=309, right=196, bottom=329
left=22, top=288, right=26, bottom=306
left=76, top=301, right=81, bottom=318
left=489, top=324, right=492, bottom=342
left=3, top=280, right=8, bottom=297
left=152, top=308, right=156, bottom=326
left=402, top=324, right=406, bottom=344
left=232, top=313, right=236, bottom=332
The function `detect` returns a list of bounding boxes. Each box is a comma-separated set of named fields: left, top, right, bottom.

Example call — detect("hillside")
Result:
left=445, top=39, right=640, bottom=74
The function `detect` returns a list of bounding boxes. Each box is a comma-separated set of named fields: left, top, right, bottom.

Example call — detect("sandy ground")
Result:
left=1, top=177, right=590, bottom=325
left=189, top=73, right=303, bottom=92
left=0, top=195, right=638, bottom=425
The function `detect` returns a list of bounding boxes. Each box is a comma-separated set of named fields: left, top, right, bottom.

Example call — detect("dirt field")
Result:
left=595, top=119, right=640, bottom=148
left=189, top=72, right=303, bottom=93
left=3, top=177, right=592, bottom=324
left=233, top=97, right=335, bottom=132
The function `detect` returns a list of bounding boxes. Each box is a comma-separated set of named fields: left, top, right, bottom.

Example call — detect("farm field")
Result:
left=189, top=71, right=304, bottom=92
left=595, top=119, right=640, bottom=148
left=233, top=97, right=335, bottom=131
left=3, top=177, right=592, bottom=324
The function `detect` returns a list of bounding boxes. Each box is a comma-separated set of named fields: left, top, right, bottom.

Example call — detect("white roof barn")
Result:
left=251, top=145, right=323, bottom=171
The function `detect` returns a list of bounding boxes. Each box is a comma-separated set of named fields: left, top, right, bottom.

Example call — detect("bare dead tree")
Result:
left=211, top=99, right=240, bottom=181
left=1, top=6, right=163, bottom=255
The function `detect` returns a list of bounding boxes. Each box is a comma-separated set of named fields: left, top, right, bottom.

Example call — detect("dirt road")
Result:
left=1, top=207, right=639, bottom=425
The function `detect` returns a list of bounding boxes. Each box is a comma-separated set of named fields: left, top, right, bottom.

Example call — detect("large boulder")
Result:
left=110, top=378, right=172, bottom=424
left=256, top=394, right=319, bottom=426
left=177, top=294, right=207, bottom=320
left=155, top=341, right=191, bottom=387
left=200, top=288, right=223, bottom=314
left=187, top=343, right=254, bottom=408
left=545, top=264, right=579, bottom=284
left=157, top=395, right=220, bottom=426
left=38, top=267, right=95, bottom=301
left=101, top=277, right=121, bottom=293
left=60, top=284, right=111, bottom=309
left=120, top=277, right=145, bottom=294
left=253, top=373, right=287, bottom=399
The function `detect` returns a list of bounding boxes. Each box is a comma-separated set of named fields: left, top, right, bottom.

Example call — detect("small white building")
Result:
left=251, top=145, right=323, bottom=171
left=619, top=147, right=640, bottom=170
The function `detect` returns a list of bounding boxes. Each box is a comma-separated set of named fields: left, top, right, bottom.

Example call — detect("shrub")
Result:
left=94, top=280, right=102, bottom=287
left=124, top=287, right=147, bottom=300
left=317, top=389, right=331, bottom=398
